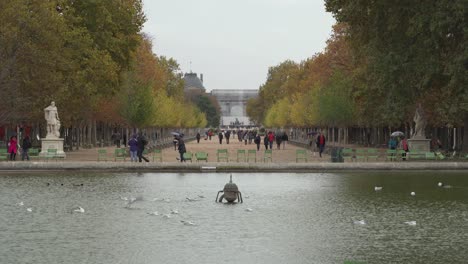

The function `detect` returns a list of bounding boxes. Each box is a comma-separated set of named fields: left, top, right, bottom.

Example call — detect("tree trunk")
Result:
left=462, top=114, right=468, bottom=152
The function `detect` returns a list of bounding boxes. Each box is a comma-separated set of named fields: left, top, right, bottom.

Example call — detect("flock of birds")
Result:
left=354, top=181, right=452, bottom=227
left=15, top=186, right=254, bottom=228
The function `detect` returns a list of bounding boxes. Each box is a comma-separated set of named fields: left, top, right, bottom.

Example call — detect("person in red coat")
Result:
left=8, top=136, right=18, bottom=161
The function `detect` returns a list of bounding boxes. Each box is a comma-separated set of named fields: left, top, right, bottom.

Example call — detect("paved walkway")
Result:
left=64, top=137, right=330, bottom=163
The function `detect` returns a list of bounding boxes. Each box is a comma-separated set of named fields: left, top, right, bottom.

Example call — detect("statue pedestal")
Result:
left=40, top=137, right=66, bottom=158
left=408, top=137, right=430, bottom=152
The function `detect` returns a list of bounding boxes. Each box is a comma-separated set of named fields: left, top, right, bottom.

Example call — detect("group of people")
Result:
left=5, top=135, right=32, bottom=161
left=127, top=133, right=149, bottom=162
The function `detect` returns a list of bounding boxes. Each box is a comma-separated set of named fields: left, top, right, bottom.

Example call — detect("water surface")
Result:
left=0, top=171, right=467, bottom=264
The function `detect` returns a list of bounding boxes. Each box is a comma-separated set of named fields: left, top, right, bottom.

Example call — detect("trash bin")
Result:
left=331, top=147, right=344, bottom=162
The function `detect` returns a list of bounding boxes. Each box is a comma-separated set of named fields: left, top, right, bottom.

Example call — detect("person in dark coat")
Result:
left=254, top=134, right=261, bottom=151
left=21, top=135, right=32, bottom=161
left=263, top=134, right=269, bottom=150
left=137, top=133, right=149, bottom=162
left=218, top=131, right=223, bottom=144
left=275, top=134, right=282, bottom=150
left=316, top=132, right=326, bottom=158
left=176, top=137, right=186, bottom=162
left=128, top=134, right=138, bottom=162
left=196, top=132, right=201, bottom=143
left=225, top=130, right=231, bottom=144
left=281, top=132, right=288, bottom=149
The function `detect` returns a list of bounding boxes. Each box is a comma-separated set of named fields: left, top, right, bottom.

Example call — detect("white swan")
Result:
left=404, top=221, right=417, bottom=226
left=26, top=208, right=33, bottom=212
left=353, top=220, right=366, bottom=225
left=374, top=186, right=383, bottom=191
left=73, top=206, right=85, bottom=213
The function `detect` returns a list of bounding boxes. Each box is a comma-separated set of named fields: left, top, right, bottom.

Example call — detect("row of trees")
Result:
left=247, top=1, right=467, bottom=150
left=0, top=0, right=207, bottom=141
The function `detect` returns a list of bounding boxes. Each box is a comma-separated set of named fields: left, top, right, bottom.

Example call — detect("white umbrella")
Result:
left=171, top=132, right=180, bottom=136
left=391, top=131, right=405, bottom=137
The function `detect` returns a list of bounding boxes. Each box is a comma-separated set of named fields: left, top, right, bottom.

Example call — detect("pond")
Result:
left=0, top=171, right=467, bottom=264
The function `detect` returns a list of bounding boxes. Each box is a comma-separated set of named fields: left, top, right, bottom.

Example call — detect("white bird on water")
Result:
left=147, top=211, right=159, bottom=216
left=73, top=207, right=85, bottom=213
left=438, top=182, right=443, bottom=187
left=374, top=186, right=383, bottom=191
left=17, top=201, right=24, bottom=206
left=26, top=208, right=33, bottom=212
left=404, top=221, right=417, bottom=226
left=411, top=192, right=416, bottom=196
left=353, top=220, right=366, bottom=225
left=181, top=220, right=196, bottom=226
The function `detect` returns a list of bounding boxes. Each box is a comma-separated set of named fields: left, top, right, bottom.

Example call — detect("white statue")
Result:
left=44, top=101, right=60, bottom=138
left=413, top=104, right=427, bottom=138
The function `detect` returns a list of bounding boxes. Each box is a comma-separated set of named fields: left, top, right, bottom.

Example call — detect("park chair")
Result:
left=341, top=148, right=354, bottom=162
left=264, top=149, right=272, bottom=163
left=247, top=149, right=256, bottom=163
left=435, top=151, right=446, bottom=160
left=425, top=152, right=436, bottom=160
left=237, top=149, right=246, bottom=162
left=114, top=148, right=126, bottom=162
left=183, top=152, right=193, bottom=162
left=396, top=149, right=407, bottom=161
left=386, top=149, right=397, bottom=161
left=367, top=148, right=379, bottom=161
left=295, top=149, right=307, bottom=162
left=195, top=152, right=208, bottom=162
left=217, top=149, right=229, bottom=162
left=45, top=149, right=58, bottom=162
left=153, top=149, right=162, bottom=162
left=0, top=148, right=8, bottom=161
left=28, top=148, right=40, bottom=160
left=355, top=149, right=367, bottom=162
left=97, top=149, right=108, bottom=161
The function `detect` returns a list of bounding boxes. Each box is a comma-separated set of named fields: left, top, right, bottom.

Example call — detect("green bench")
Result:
left=355, top=149, right=367, bottom=162
left=114, top=148, right=127, bottom=162
left=97, top=149, right=108, bottom=161
left=0, top=148, right=8, bottom=161
left=367, top=148, right=380, bottom=161
left=29, top=148, right=40, bottom=160
left=247, top=149, right=256, bottom=163
left=217, top=149, right=229, bottom=162
left=264, top=149, right=272, bottom=163
left=183, top=152, right=193, bottom=162
left=386, top=149, right=397, bottom=161
left=341, top=148, right=354, bottom=162
left=195, top=152, right=208, bottom=162
left=295, top=149, right=307, bottom=162
left=237, top=150, right=246, bottom=162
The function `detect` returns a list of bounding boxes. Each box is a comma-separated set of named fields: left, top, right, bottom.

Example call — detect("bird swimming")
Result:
left=353, top=220, right=366, bottom=225
left=17, top=201, right=24, bottom=206
left=404, top=221, right=417, bottom=226
left=26, top=208, right=33, bottom=212
left=411, top=192, right=416, bottom=196
left=374, top=186, right=383, bottom=191
left=147, top=211, right=159, bottom=216
left=73, top=206, right=85, bottom=213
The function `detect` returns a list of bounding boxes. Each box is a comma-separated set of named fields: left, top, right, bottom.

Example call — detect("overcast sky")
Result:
left=142, top=0, right=335, bottom=92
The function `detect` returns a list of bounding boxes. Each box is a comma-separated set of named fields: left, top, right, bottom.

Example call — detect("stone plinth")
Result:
left=408, top=137, right=430, bottom=152
left=40, top=138, right=66, bottom=158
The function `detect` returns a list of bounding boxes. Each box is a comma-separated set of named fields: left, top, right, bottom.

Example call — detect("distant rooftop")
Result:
left=183, top=72, right=205, bottom=91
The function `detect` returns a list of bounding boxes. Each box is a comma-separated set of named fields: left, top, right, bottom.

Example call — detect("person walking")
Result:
left=137, top=133, right=149, bottom=162
left=21, top=135, right=32, bottom=161
left=196, top=132, right=201, bottom=143
left=128, top=134, right=138, bottom=162
left=316, top=132, right=326, bottom=158
left=268, top=132, right=274, bottom=150
left=254, top=134, right=261, bottom=151
left=8, top=136, right=18, bottom=161
left=176, top=136, right=186, bottom=162
left=225, top=130, right=231, bottom=144
left=218, top=131, right=224, bottom=144
left=281, top=132, right=288, bottom=149
left=400, top=137, right=409, bottom=160
left=263, top=134, right=269, bottom=150
left=275, top=133, right=282, bottom=150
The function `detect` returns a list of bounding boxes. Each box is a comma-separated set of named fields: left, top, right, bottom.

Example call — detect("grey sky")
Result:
left=142, top=0, right=335, bottom=92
